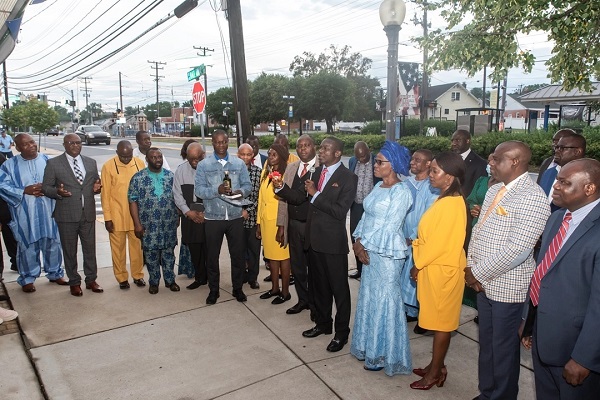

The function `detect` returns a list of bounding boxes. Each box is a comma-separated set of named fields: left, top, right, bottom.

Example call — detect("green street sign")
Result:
left=187, top=64, right=206, bottom=81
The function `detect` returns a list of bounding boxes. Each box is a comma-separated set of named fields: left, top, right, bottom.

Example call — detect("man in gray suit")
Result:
left=43, top=134, right=103, bottom=297
left=521, top=158, right=600, bottom=400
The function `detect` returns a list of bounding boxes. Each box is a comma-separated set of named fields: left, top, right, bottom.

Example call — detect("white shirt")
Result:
left=298, top=157, right=317, bottom=178
left=460, top=148, right=472, bottom=160
left=311, top=160, right=342, bottom=203
left=547, top=165, right=561, bottom=202
left=564, top=198, right=600, bottom=243
left=252, top=154, right=264, bottom=169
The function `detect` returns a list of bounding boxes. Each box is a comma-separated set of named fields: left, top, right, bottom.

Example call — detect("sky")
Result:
left=5, top=0, right=555, bottom=115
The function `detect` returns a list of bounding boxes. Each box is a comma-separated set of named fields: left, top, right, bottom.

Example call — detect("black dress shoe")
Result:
left=186, top=281, right=205, bottom=290
left=326, top=337, right=348, bottom=352
left=259, top=290, right=280, bottom=299
left=149, top=285, right=159, bottom=294
left=406, top=315, right=418, bottom=322
left=263, top=275, right=272, bottom=282
left=302, top=326, right=332, bottom=338
left=286, top=302, right=309, bottom=315
left=248, top=281, right=260, bottom=289
left=133, top=278, right=146, bottom=287
left=167, top=282, right=180, bottom=292
left=474, top=316, right=479, bottom=325
left=413, top=324, right=428, bottom=335
left=232, top=289, right=247, bottom=302
left=119, top=281, right=130, bottom=289
left=206, top=291, right=220, bottom=305
left=348, top=271, right=361, bottom=280
left=289, top=275, right=295, bottom=285
left=271, top=293, right=291, bottom=305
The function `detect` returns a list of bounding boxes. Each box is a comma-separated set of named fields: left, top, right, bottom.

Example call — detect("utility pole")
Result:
left=80, top=77, right=93, bottom=124
left=119, top=72, right=124, bottom=137
left=193, top=46, right=214, bottom=143
left=3, top=62, right=8, bottom=109
left=148, top=60, right=166, bottom=133
left=224, top=0, right=251, bottom=143
left=482, top=65, right=487, bottom=109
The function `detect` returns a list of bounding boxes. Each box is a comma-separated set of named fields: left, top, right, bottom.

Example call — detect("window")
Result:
left=451, top=92, right=461, bottom=101
left=444, top=109, right=450, bottom=115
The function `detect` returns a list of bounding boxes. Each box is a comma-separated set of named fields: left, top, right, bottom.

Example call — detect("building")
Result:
left=425, top=83, right=481, bottom=121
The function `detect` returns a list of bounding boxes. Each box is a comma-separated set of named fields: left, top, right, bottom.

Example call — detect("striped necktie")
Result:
left=73, top=158, right=84, bottom=184
left=529, top=212, right=572, bottom=306
left=317, top=167, right=328, bottom=191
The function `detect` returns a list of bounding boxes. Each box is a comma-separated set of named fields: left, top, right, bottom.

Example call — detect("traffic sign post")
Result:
left=192, top=81, right=206, bottom=114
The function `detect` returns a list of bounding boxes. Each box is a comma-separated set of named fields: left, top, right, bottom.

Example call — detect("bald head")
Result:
left=117, top=140, right=132, bottom=152
left=490, top=141, right=531, bottom=184
left=553, top=158, right=600, bottom=211
left=237, top=143, right=254, bottom=166
left=186, top=142, right=205, bottom=169
left=354, top=141, right=370, bottom=164
left=116, top=140, right=133, bottom=164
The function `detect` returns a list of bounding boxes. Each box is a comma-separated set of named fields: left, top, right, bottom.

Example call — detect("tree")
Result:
left=469, top=87, right=490, bottom=100
left=3, top=99, right=59, bottom=133
left=124, top=106, right=137, bottom=116
left=301, top=72, right=351, bottom=133
left=421, top=1, right=600, bottom=91
left=290, top=45, right=372, bottom=78
left=53, top=106, right=71, bottom=122
left=249, top=73, right=290, bottom=127
left=205, top=87, right=235, bottom=129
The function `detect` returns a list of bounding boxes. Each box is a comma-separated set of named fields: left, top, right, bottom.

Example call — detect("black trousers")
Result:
left=349, top=202, right=364, bottom=274
left=308, top=247, right=351, bottom=340
left=0, top=218, right=17, bottom=274
left=187, top=241, right=207, bottom=283
left=288, top=219, right=312, bottom=308
left=205, top=218, right=245, bottom=293
left=243, top=225, right=261, bottom=283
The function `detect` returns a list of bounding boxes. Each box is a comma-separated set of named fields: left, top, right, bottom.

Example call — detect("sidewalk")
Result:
left=0, top=219, right=536, bottom=400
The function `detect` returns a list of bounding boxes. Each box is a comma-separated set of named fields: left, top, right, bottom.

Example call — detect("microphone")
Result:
left=306, top=166, right=316, bottom=198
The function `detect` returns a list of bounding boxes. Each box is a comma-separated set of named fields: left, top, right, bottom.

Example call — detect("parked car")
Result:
left=46, top=128, right=60, bottom=136
left=267, top=123, right=281, bottom=133
left=75, top=125, right=111, bottom=145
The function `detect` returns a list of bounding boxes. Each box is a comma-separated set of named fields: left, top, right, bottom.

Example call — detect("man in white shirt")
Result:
left=133, top=131, right=171, bottom=171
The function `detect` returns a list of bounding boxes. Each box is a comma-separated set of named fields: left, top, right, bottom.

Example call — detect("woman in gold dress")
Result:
left=410, top=151, right=467, bottom=390
left=257, top=144, right=291, bottom=304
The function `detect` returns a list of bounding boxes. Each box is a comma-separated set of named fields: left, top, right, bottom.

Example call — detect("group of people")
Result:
left=0, top=126, right=598, bottom=399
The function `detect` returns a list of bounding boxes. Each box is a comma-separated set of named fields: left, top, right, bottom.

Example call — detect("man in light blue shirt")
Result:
left=0, top=130, right=15, bottom=159
left=195, top=130, right=252, bottom=305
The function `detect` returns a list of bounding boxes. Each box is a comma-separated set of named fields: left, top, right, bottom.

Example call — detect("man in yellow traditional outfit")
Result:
left=101, top=140, right=147, bottom=289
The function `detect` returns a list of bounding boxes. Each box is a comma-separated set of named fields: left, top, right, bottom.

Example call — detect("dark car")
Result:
left=47, top=128, right=60, bottom=136
left=75, top=125, right=111, bottom=145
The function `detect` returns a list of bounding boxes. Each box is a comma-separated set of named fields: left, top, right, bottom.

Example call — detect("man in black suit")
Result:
left=536, top=128, right=575, bottom=185
left=43, top=134, right=103, bottom=297
left=521, top=158, right=600, bottom=400
left=301, top=137, right=357, bottom=353
left=274, top=134, right=318, bottom=316
left=451, top=129, right=487, bottom=196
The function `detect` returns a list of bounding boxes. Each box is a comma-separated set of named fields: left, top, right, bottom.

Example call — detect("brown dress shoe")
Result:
left=85, top=281, right=104, bottom=293
left=50, top=277, right=69, bottom=286
left=70, top=285, right=83, bottom=297
left=22, top=283, right=36, bottom=293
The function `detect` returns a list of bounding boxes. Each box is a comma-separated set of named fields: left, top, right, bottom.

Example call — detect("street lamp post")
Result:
left=379, top=0, right=406, bottom=141
left=222, top=101, right=233, bottom=132
left=282, top=95, right=295, bottom=136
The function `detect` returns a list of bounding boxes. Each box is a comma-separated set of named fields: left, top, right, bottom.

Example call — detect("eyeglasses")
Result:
left=554, top=145, right=578, bottom=151
left=66, top=141, right=82, bottom=145
left=374, top=159, right=390, bottom=165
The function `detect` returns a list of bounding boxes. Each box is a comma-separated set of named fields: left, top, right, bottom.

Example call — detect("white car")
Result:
left=267, top=123, right=281, bottom=133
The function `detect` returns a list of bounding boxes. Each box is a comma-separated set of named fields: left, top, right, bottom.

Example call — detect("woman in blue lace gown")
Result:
left=351, top=141, right=413, bottom=376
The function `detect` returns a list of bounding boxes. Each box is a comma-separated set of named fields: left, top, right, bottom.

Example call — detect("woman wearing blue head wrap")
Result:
left=350, top=142, right=414, bottom=376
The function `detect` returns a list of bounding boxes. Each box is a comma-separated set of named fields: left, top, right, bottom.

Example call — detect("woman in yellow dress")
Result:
left=410, top=151, right=467, bottom=390
left=257, top=144, right=291, bottom=304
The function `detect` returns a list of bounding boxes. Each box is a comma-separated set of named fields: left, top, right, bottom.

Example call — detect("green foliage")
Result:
left=3, top=99, right=59, bottom=133
left=289, top=45, right=372, bottom=78
left=205, top=87, right=235, bottom=128
left=249, top=73, right=291, bottom=127
left=301, top=72, right=352, bottom=133
left=421, top=0, right=600, bottom=91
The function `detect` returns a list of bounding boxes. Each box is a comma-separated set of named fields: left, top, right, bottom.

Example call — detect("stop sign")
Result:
left=192, top=81, right=206, bottom=113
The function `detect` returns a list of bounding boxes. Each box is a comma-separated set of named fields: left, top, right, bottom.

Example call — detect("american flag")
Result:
left=398, top=62, right=420, bottom=116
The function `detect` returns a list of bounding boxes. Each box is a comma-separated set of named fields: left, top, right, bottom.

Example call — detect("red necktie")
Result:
left=300, top=163, right=308, bottom=177
left=529, top=212, right=572, bottom=306
left=317, top=167, right=328, bottom=191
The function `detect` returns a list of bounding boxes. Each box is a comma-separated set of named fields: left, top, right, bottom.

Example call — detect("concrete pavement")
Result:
left=0, top=216, right=537, bottom=400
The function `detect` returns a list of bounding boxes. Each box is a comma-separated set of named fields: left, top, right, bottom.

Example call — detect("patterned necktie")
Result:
left=480, top=186, right=507, bottom=224
left=317, top=167, right=328, bottom=191
left=73, top=158, right=84, bottom=184
left=300, top=163, right=308, bottom=177
left=529, top=212, right=572, bottom=306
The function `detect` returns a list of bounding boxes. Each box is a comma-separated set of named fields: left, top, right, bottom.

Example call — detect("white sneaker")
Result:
left=0, top=307, right=18, bottom=321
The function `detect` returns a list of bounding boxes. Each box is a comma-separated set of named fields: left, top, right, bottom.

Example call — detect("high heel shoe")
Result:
left=271, top=293, right=291, bottom=304
left=410, top=371, right=446, bottom=390
left=259, top=290, right=280, bottom=299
